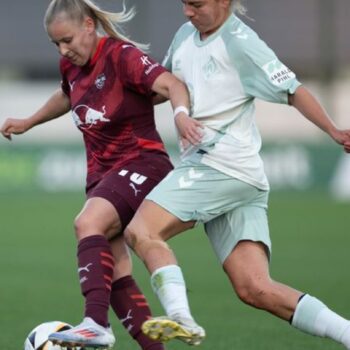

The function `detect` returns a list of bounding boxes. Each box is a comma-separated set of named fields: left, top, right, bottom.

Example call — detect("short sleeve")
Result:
left=224, top=25, right=301, bottom=104
left=162, top=22, right=194, bottom=71
left=117, top=45, right=167, bottom=95
left=162, top=39, right=175, bottom=71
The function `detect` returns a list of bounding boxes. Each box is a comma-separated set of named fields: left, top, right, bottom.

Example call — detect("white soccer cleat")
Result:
left=142, top=315, right=205, bottom=346
left=48, top=317, right=115, bottom=349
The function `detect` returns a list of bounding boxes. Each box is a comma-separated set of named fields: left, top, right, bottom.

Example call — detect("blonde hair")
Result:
left=231, top=0, right=247, bottom=16
left=44, top=0, right=148, bottom=50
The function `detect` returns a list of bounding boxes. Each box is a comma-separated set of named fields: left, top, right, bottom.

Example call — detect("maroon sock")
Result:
left=110, top=276, right=165, bottom=350
left=77, top=235, right=114, bottom=328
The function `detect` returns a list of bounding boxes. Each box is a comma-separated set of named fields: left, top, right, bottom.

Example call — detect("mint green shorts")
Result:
left=146, top=161, right=271, bottom=264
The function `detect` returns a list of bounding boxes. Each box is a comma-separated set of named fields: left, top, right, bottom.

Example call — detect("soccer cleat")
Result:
left=142, top=315, right=205, bottom=346
left=48, top=317, right=115, bottom=349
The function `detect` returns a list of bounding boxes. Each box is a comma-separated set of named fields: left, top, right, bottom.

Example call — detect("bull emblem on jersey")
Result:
left=72, top=105, right=110, bottom=129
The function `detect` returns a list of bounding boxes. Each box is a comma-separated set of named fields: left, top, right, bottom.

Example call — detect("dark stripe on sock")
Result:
left=289, top=293, right=307, bottom=324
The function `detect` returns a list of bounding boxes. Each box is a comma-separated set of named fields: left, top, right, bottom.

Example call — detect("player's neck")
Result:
left=200, top=12, right=231, bottom=40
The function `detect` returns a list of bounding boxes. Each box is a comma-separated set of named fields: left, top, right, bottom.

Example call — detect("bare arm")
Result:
left=151, top=71, right=203, bottom=145
left=1, top=89, right=70, bottom=140
left=152, top=93, right=168, bottom=105
left=152, top=71, right=190, bottom=111
left=289, top=86, right=350, bottom=151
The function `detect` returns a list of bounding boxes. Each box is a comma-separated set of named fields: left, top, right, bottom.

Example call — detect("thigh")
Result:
left=128, top=199, right=195, bottom=241
left=76, top=197, right=122, bottom=238
left=223, top=240, right=271, bottom=290
left=205, top=199, right=271, bottom=264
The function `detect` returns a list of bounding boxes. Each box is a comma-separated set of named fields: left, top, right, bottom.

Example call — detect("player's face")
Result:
left=47, top=16, right=97, bottom=66
left=181, top=0, right=231, bottom=39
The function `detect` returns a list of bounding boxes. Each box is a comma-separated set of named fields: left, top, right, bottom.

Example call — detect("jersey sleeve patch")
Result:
left=262, top=59, right=296, bottom=87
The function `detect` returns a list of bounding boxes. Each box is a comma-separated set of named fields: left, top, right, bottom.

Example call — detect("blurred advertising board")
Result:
left=0, top=143, right=349, bottom=199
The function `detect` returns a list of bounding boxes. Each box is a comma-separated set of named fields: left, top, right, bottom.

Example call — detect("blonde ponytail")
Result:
left=44, top=0, right=148, bottom=51
left=232, top=0, right=247, bottom=16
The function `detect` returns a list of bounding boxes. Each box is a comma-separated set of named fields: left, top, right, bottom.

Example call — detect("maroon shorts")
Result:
left=86, top=156, right=173, bottom=229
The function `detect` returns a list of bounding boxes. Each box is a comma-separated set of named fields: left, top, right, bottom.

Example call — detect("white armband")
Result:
left=173, top=106, right=189, bottom=119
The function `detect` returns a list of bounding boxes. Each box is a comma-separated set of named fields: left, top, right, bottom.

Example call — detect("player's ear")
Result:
left=221, top=0, right=231, bottom=10
left=84, top=16, right=96, bottom=33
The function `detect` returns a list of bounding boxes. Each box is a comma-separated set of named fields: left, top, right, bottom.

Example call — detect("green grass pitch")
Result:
left=0, top=192, right=349, bottom=350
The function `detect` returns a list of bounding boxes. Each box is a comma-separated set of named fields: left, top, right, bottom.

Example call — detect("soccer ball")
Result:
left=24, top=321, right=74, bottom=350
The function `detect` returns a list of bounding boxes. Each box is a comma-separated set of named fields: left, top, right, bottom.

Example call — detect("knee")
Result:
left=74, top=214, right=92, bottom=240
left=124, top=222, right=145, bottom=252
left=234, top=280, right=270, bottom=309
left=124, top=221, right=166, bottom=256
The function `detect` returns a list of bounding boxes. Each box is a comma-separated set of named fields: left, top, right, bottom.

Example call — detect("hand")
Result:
left=175, top=113, right=204, bottom=146
left=329, top=128, right=350, bottom=153
left=344, top=141, right=350, bottom=153
left=0, top=118, right=31, bottom=140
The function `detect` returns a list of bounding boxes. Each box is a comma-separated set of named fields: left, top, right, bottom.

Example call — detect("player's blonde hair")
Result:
left=231, top=0, right=247, bottom=15
left=44, top=0, right=148, bottom=50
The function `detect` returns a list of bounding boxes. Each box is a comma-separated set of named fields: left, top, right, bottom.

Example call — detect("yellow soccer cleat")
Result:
left=142, top=315, right=205, bottom=346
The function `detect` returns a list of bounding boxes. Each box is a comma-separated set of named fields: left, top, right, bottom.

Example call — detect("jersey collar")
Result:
left=89, top=36, right=108, bottom=66
left=194, top=13, right=236, bottom=47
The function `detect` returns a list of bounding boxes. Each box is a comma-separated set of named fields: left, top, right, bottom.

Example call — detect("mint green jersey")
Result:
left=163, top=14, right=301, bottom=190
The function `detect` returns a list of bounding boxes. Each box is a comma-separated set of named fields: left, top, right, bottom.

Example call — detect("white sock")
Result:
left=151, top=265, right=192, bottom=319
left=292, top=294, right=350, bottom=348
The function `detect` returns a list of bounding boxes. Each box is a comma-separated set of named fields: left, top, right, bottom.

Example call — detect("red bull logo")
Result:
left=72, top=105, right=110, bottom=129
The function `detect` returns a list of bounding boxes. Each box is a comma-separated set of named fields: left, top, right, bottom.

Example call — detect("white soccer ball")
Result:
left=24, top=321, right=74, bottom=350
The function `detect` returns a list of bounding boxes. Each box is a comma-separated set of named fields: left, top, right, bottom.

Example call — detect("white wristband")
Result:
left=173, top=106, right=189, bottom=119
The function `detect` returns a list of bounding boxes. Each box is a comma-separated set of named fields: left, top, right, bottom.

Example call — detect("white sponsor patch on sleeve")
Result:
left=140, top=55, right=160, bottom=75
left=263, top=59, right=296, bottom=86
left=145, top=62, right=160, bottom=75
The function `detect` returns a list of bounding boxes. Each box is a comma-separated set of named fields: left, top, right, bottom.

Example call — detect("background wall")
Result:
left=1, top=0, right=350, bottom=79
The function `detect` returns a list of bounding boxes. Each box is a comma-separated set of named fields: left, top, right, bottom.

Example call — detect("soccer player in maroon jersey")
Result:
left=0, top=0, right=202, bottom=349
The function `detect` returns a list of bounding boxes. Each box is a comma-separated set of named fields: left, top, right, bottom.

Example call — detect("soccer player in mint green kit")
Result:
left=125, top=0, right=350, bottom=348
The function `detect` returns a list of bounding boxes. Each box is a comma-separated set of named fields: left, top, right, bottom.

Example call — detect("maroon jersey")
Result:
left=60, top=37, right=172, bottom=190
